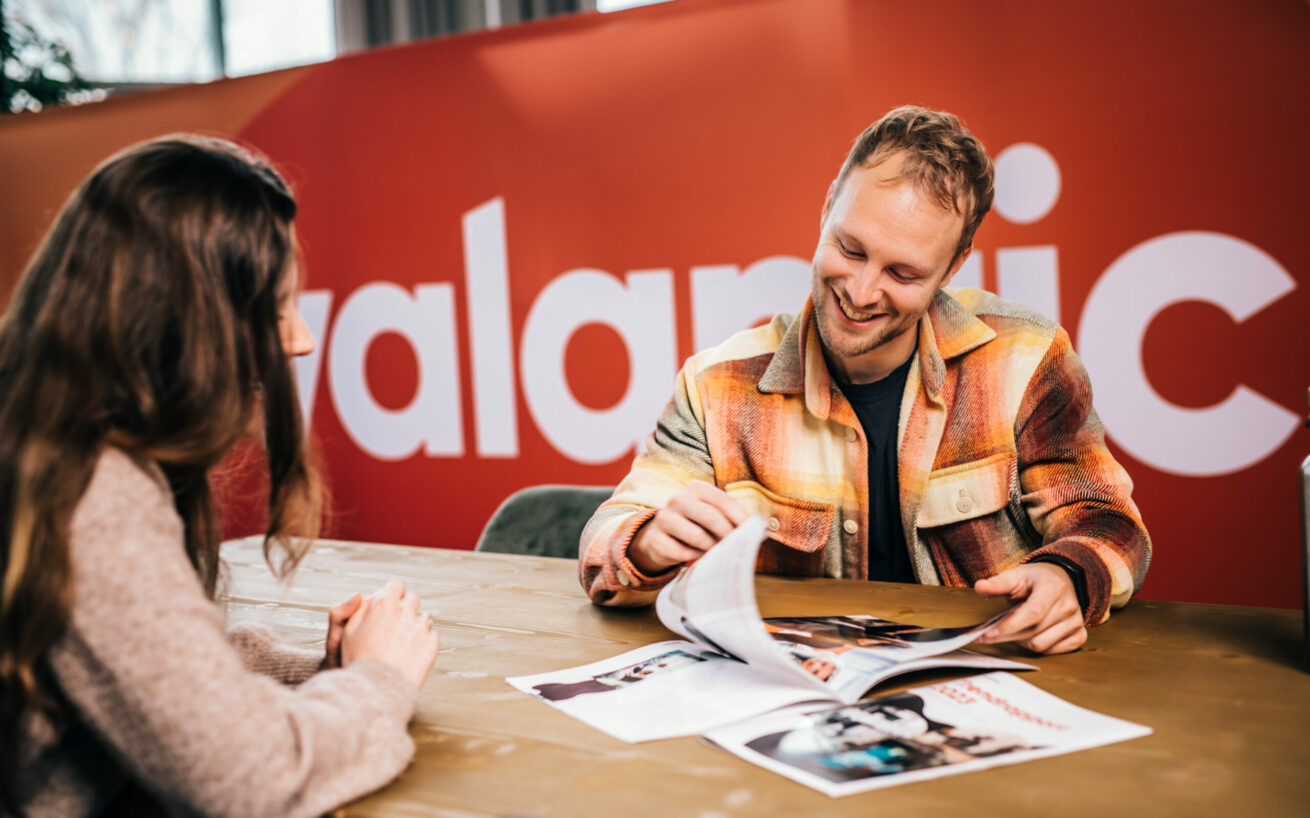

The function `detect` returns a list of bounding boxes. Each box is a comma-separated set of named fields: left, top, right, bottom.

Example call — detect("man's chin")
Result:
left=817, top=313, right=890, bottom=359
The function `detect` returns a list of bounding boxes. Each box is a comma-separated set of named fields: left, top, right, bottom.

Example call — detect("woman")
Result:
left=0, top=136, right=440, bottom=817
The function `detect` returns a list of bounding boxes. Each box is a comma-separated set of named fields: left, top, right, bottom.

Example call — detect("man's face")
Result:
left=810, top=152, right=969, bottom=383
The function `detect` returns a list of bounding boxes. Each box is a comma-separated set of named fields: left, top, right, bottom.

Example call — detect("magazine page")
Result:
left=763, top=613, right=1025, bottom=703
left=655, top=515, right=830, bottom=693
left=506, top=640, right=835, bottom=743
left=702, top=672, right=1152, bottom=797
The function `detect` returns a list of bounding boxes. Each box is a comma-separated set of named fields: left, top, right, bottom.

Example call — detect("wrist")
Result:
left=1028, top=555, right=1089, bottom=615
left=626, top=521, right=678, bottom=578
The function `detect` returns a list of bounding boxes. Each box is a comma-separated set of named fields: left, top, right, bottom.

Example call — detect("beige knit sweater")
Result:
left=15, top=449, right=419, bottom=817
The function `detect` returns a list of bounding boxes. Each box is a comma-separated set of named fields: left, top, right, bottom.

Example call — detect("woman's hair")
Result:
left=0, top=134, right=322, bottom=806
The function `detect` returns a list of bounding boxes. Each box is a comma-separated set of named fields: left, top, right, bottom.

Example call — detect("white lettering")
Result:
left=328, top=282, right=464, bottom=460
left=519, top=268, right=676, bottom=465
left=1079, top=231, right=1297, bottom=476
left=951, top=252, right=984, bottom=291
left=997, top=245, right=1060, bottom=323
left=463, top=197, right=518, bottom=457
left=689, top=255, right=811, bottom=350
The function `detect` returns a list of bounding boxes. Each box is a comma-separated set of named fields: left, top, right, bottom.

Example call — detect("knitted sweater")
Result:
left=14, top=449, right=418, bottom=817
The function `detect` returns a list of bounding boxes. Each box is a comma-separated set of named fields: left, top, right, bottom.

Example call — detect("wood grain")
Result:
left=221, top=537, right=1310, bottom=818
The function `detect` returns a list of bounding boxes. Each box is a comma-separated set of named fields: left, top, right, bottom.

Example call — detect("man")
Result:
left=578, top=106, right=1150, bottom=655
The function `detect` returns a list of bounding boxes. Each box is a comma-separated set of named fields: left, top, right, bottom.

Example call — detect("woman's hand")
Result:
left=322, top=593, right=363, bottom=670
left=341, top=580, right=440, bottom=689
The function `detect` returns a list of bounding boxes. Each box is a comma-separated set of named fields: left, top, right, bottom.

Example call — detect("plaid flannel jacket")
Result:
left=579, top=288, right=1151, bottom=625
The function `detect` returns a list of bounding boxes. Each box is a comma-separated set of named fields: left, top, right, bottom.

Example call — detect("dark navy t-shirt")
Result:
left=836, top=356, right=916, bottom=583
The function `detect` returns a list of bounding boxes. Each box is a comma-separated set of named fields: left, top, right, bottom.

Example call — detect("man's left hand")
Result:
left=973, top=563, right=1086, bottom=655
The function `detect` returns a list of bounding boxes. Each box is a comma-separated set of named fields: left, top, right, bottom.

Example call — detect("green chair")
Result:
left=474, top=485, right=615, bottom=558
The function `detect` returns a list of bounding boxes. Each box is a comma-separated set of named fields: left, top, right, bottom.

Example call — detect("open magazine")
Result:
left=507, top=515, right=1033, bottom=742
left=703, top=671, right=1152, bottom=796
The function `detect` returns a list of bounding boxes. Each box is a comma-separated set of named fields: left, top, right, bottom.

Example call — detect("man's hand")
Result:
left=973, top=563, right=1087, bottom=655
left=628, top=480, right=750, bottom=576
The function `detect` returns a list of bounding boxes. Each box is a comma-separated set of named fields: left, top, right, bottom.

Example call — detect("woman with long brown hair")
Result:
left=0, top=135, right=439, bottom=816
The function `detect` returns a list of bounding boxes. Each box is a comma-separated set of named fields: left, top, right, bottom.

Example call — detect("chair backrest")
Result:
left=474, top=484, right=616, bottom=558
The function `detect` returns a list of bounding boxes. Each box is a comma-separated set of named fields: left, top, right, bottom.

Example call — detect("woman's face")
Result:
left=246, top=259, right=315, bottom=438
left=278, top=260, right=315, bottom=359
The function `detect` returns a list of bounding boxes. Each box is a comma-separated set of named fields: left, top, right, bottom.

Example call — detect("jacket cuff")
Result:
left=1023, top=539, right=1114, bottom=626
left=612, top=509, right=681, bottom=591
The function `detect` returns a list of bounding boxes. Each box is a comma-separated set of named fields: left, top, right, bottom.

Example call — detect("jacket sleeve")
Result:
left=1013, top=328, right=1152, bottom=625
left=579, top=359, right=717, bottom=606
left=47, top=452, right=418, bottom=818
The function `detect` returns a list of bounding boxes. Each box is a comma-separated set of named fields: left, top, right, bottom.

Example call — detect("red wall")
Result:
left=2, top=0, right=1306, bottom=608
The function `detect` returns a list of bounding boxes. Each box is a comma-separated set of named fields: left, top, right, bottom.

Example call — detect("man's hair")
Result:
left=826, top=106, right=995, bottom=261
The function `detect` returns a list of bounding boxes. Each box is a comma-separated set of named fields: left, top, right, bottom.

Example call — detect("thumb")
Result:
left=343, top=597, right=372, bottom=636
left=330, top=593, right=363, bottom=626
left=974, top=569, right=1021, bottom=597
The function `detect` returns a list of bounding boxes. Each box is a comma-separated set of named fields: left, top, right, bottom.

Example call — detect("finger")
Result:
left=974, top=570, right=1025, bottom=599
left=377, top=580, right=405, bottom=600
left=1038, top=626, right=1088, bottom=655
left=330, top=593, right=363, bottom=627
left=401, top=592, right=421, bottom=615
left=997, top=591, right=1082, bottom=647
left=344, top=598, right=372, bottom=636
left=677, top=500, right=739, bottom=542
left=687, top=482, right=751, bottom=527
left=642, top=530, right=708, bottom=568
left=656, top=511, right=719, bottom=553
left=1024, top=619, right=1087, bottom=655
left=979, top=596, right=1048, bottom=643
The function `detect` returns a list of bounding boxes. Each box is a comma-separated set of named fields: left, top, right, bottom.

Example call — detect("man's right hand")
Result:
left=627, top=480, right=750, bottom=575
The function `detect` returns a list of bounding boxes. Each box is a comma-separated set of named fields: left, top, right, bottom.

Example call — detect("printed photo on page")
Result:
left=702, top=672, right=1152, bottom=797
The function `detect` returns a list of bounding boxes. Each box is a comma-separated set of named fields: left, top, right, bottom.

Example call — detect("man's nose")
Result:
left=846, top=266, right=885, bottom=309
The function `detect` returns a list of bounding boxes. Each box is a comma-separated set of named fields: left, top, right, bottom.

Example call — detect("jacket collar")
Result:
left=758, top=289, right=996, bottom=416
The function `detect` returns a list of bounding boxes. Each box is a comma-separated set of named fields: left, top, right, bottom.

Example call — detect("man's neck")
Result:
left=826, top=328, right=918, bottom=385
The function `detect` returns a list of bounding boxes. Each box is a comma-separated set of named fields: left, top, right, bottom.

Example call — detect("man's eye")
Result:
left=838, top=241, right=864, bottom=259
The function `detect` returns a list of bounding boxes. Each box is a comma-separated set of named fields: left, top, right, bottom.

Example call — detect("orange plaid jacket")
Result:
left=579, top=288, right=1151, bottom=625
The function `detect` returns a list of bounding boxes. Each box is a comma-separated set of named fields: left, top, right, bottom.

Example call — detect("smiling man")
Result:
left=579, top=107, right=1151, bottom=655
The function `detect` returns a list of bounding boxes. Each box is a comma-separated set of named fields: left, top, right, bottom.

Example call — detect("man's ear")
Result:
left=941, top=246, right=973, bottom=289
left=820, top=179, right=839, bottom=230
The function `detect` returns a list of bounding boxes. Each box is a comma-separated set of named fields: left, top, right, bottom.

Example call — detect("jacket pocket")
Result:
left=724, top=480, right=834, bottom=553
left=916, top=452, right=1015, bottom=528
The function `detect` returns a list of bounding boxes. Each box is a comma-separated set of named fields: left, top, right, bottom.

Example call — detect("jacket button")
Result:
left=617, top=570, right=631, bottom=586
left=846, top=427, right=858, bottom=442
left=843, top=519, right=858, bottom=535
left=767, top=516, right=781, bottom=532
left=956, top=491, right=973, bottom=514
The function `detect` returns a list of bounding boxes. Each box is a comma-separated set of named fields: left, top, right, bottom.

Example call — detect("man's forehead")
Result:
left=827, top=166, right=966, bottom=263
left=837, top=148, right=966, bottom=220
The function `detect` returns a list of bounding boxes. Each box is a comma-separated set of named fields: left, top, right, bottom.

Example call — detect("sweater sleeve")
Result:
left=226, top=622, right=324, bottom=686
left=45, top=450, right=418, bottom=818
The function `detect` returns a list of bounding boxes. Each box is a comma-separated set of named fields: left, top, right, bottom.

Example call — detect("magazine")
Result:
left=702, top=671, right=1152, bottom=796
left=507, top=515, right=1033, bottom=742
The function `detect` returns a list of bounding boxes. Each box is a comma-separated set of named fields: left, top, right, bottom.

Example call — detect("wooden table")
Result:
left=221, top=537, right=1310, bottom=818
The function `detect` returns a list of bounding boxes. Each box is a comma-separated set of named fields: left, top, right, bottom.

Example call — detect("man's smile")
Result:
left=832, top=288, right=887, bottom=325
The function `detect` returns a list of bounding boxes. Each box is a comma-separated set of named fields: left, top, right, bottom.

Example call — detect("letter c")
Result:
left=1078, top=231, right=1297, bottom=476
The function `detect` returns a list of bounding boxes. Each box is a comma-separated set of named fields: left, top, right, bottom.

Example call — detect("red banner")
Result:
left=2, top=0, right=1306, bottom=608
